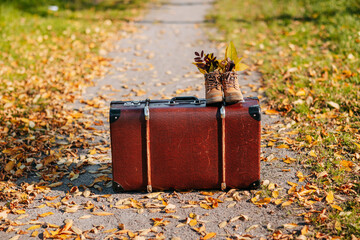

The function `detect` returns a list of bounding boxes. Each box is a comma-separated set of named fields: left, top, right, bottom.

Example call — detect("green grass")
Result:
left=209, top=0, right=360, bottom=238
left=0, top=0, right=150, bottom=179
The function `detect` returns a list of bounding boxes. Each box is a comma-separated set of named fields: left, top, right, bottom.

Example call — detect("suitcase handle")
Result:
left=169, top=96, right=200, bottom=104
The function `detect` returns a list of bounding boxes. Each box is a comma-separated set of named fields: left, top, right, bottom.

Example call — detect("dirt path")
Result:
left=4, top=1, right=308, bottom=239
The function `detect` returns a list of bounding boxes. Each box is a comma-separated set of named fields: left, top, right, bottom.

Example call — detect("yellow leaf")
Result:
left=128, top=231, right=135, bottom=238
left=200, top=203, right=212, bottom=209
left=296, top=171, right=306, bottom=182
left=189, top=219, right=197, bottom=227
left=272, top=190, right=279, bottom=198
left=48, top=224, right=59, bottom=228
left=340, top=160, right=354, bottom=171
left=326, top=191, right=334, bottom=204
left=287, top=181, right=298, bottom=187
left=277, top=144, right=289, bottom=149
left=309, top=150, right=317, bottom=157
left=103, top=228, right=117, bottom=233
left=36, top=204, right=46, bottom=209
left=267, top=141, right=275, bottom=147
left=39, top=212, right=54, bottom=217
left=89, top=149, right=97, bottom=155
left=91, top=212, right=114, bottom=216
left=15, top=209, right=26, bottom=214
left=265, top=109, right=279, bottom=115
left=235, top=63, right=249, bottom=72
left=305, top=135, right=312, bottom=144
left=253, top=198, right=271, bottom=205
left=274, top=199, right=282, bottom=205
left=43, top=229, right=51, bottom=238
left=202, top=232, right=216, bottom=239
left=282, top=200, right=293, bottom=207
left=354, top=142, right=360, bottom=149
left=31, top=231, right=39, bottom=237
left=225, top=41, right=238, bottom=62
left=27, top=225, right=41, bottom=230
left=331, top=205, right=343, bottom=211
left=283, top=156, right=296, bottom=164
left=296, top=89, right=306, bottom=96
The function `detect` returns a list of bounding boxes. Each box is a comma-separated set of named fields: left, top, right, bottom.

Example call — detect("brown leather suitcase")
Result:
left=110, top=96, right=261, bottom=192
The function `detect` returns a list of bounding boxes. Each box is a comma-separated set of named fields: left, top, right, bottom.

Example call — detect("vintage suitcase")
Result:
left=110, top=96, right=261, bottom=192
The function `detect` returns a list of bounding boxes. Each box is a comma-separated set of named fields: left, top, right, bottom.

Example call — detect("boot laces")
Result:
left=223, top=74, right=239, bottom=90
left=206, top=75, right=221, bottom=92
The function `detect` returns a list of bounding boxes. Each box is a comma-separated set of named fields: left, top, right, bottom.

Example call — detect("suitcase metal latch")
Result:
left=124, top=101, right=141, bottom=106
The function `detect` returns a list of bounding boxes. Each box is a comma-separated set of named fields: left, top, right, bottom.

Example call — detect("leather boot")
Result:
left=222, top=71, right=244, bottom=103
left=204, top=72, right=223, bottom=104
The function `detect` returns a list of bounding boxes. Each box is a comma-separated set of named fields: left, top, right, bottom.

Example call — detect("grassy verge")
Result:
left=0, top=0, right=149, bottom=180
left=209, top=0, right=360, bottom=238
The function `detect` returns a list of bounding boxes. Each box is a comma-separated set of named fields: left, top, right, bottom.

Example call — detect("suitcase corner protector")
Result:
left=249, top=180, right=260, bottom=189
left=248, top=105, right=261, bottom=121
left=110, top=109, right=121, bottom=124
left=112, top=181, right=124, bottom=192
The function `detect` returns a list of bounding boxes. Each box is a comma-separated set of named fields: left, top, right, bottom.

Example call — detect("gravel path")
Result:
left=4, top=1, right=308, bottom=239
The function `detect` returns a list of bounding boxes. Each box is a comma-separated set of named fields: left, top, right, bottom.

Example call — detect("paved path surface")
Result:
left=4, top=1, right=308, bottom=239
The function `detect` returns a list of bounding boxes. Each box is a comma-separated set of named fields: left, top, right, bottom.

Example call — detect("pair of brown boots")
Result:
left=205, top=71, right=244, bottom=104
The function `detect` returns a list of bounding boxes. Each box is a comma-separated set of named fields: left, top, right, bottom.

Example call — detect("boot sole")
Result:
left=206, top=96, right=223, bottom=104
left=225, top=95, right=244, bottom=103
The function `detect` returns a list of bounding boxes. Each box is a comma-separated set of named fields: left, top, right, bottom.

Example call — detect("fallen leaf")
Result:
left=283, top=223, right=298, bottom=229
left=327, top=101, right=340, bottom=110
left=246, top=225, right=259, bottom=232
left=27, top=225, right=41, bottom=230
left=309, top=150, right=317, bottom=157
left=326, top=191, right=334, bottom=204
left=276, top=144, right=289, bottom=149
left=189, top=219, right=197, bottom=227
left=44, top=195, right=59, bottom=201
left=202, top=232, right=216, bottom=239
left=331, top=205, right=343, bottom=211
left=296, top=89, right=306, bottom=96
left=38, top=212, right=54, bottom=217
left=91, top=212, right=114, bottom=216
left=9, top=235, right=20, bottom=240
left=14, top=210, right=26, bottom=214
left=265, top=109, right=279, bottom=115
left=31, top=231, right=39, bottom=237
left=219, top=221, right=227, bottom=228
left=282, top=200, right=293, bottom=207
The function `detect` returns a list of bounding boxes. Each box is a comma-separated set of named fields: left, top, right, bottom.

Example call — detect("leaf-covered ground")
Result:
left=3, top=0, right=358, bottom=239
left=209, top=0, right=360, bottom=238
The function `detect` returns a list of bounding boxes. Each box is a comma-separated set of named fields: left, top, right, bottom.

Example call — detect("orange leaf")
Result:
left=4, top=161, right=15, bottom=172
left=39, top=212, right=54, bottom=217
left=331, top=205, right=343, bottom=211
left=265, top=109, right=279, bottom=115
left=202, top=232, right=216, bottom=239
left=44, top=196, right=59, bottom=201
